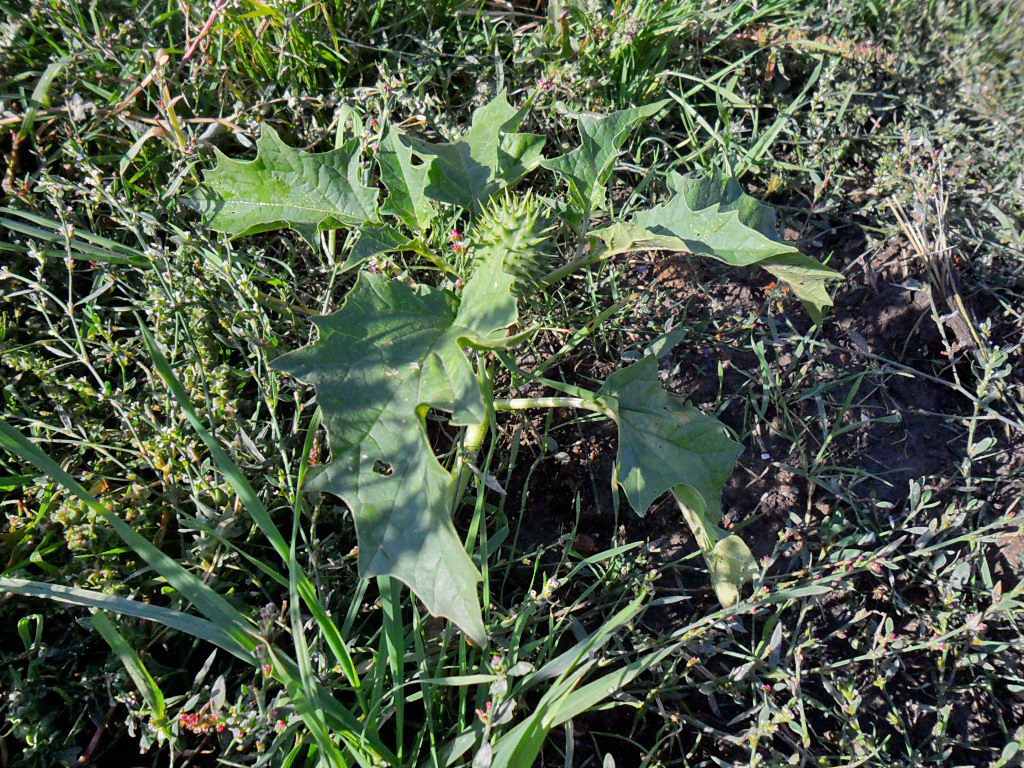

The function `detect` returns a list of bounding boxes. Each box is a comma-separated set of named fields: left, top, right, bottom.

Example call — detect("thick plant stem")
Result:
left=453, top=354, right=493, bottom=507
left=452, top=415, right=489, bottom=510
left=462, top=419, right=489, bottom=458
left=326, top=112, right=348, bottom=262
left=538, top=243, right=661, bottom=287
left=537, top=217, right=605, bottom=288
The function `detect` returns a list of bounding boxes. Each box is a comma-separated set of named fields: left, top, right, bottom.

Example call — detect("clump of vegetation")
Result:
left=2, top=0, right=1023, bottom=766
left=193, top=91, right=837, bottom=638
left=2, top=90, right=839, bottom=764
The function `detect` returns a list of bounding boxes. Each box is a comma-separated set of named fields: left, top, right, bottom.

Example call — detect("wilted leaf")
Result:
left=190, top=125, right=378, bottom=247
left=542, top=100, right=667, bottom=223
left=409, top=91, right=545, bottom=212
left=673, top=486, right=757, bottom=607
left=592, top=172, right=841, bottom=319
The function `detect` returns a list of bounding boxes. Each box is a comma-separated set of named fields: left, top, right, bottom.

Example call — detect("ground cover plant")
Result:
left=0, top=90, right=839, bottom=764
left=2, top=0, right=1024, bottom=766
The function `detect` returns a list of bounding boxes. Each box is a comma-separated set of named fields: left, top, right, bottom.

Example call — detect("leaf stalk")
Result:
left=493, top=396, right=611, bottom=417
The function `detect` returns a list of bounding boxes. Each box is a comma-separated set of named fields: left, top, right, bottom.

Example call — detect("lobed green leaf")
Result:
left=189, top=125, right=378, bottom=247
left=592, top=172, right=842, bottom=320
left=408, top=91, right=545, bottom=213
left=597, top=355, right=742, bottom=518
left=273, top=265, right=535, bottom=647
left=542, top=100, right=668, bottom=222
left=595, top=355, right=756, bottom=605
left=378, top=128, right=437, bottom=230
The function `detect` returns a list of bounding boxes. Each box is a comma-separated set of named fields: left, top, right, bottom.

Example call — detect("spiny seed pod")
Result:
left=470, top=191, right=553, bottom=291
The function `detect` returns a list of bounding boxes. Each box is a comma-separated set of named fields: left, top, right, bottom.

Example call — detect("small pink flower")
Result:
left=476, top=701, right=493, bottom=724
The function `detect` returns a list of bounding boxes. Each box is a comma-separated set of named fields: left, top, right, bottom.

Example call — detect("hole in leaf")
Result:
left=424, top=407, right=457, bottom=458
left=373, top=459, right=393, bottom=476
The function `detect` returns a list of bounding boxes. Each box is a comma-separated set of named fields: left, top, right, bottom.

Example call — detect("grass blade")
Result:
left=0, top=577, right=254, bottom=663
left=91, top=611, right=170, bottom=734
left=0, top=420, right=261, bottom=655
left=139, top=325, right=365, bottom=698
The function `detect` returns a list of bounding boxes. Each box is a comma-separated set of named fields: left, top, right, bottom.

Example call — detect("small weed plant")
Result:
left=192, top=92, right=837, bottom=640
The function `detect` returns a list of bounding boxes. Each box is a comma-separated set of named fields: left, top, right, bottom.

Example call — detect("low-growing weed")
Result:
left=0, top=91, right=839, bottom=765
left=3, top=0, right=1024, bottom=766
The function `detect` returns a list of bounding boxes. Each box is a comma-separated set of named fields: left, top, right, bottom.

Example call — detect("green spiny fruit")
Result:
left=470, top=191, right=553, bottom=292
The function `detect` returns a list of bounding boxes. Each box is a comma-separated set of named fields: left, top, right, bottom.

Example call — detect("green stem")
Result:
left=453, top=358, right=492, bottom=506
left=462, top=419, right=489, bottom=457
left=492, top=349, right=601, bottom=401
left=326, top=115, right=347, bottom=261
left=453, top=419, right=488, bottom=496
left=408, top=237, right=460, bottom=277
left=493, top=396, right=611, bottom=417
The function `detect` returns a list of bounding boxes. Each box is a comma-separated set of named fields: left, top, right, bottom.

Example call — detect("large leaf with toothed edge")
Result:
left=592, top=172, right=841, bottom=320
left=189, top=125, right=378, bottom=247
left=273, top=240, right=531, bottom=646
left=407, top=91, right=545, bottom=212
left=542, top=100, right=668, bottom=223
left=378, top=128, right=436, bottom=230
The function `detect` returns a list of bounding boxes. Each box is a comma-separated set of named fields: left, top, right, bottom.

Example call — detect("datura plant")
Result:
left=190, top=92, right=840, bottom=647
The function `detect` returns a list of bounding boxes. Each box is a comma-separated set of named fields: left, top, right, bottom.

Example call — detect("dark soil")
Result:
left=502, top=199, right=1024, bottom=765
